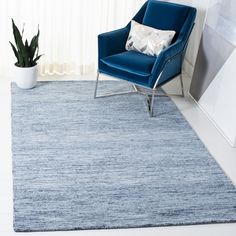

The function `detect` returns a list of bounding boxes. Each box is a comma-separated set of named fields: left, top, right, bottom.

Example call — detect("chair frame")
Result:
left=94, top=24, right=195, bottom=117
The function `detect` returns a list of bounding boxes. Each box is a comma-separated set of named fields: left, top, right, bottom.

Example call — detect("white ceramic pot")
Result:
left=14, top=65, right=38, bottom=89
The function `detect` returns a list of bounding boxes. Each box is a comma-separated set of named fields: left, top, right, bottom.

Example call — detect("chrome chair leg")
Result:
left=94, top=73, right=184, bottom=117
left=180, top=74, right=185, bottom=97
left=94, top=71, right=99, bottom=99
left=147, top=89, right=157, bottom=117
left=132, top=84, right=141, bottom=93
left=94, top=73, right=138, bottom=99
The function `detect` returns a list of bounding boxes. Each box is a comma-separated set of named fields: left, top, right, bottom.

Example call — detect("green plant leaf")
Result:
left=12, top=19, right=24, bottom=52
left=12, top=19, right=25, bottom=66
left=25, top=39, right=29, bottom=48
left=33, top=54, right=43, bottom=64
left=29, top=28, right=40, bottom=59
left=24, top=40, right=31, bottom=67
left=20, top=39, right=30, bottom=66
left=10, top=19, right=42, bottom=67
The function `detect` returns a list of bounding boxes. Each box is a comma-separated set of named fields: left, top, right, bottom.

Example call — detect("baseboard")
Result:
left=188, top=92, right=236, bottom=148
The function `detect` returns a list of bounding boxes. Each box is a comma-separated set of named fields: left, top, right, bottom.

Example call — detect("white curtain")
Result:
left=0, top=0, right=145, bottom=77
left=0, top=0, right=207, bottom=77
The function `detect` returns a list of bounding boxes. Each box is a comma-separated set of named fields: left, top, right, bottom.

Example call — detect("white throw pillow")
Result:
left=125, top=20, right=176, bottom=57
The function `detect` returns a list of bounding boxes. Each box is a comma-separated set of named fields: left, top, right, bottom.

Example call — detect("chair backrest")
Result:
left=132, top=0, right=195, bottom=43
left=143, top=1, right=189, bottom=32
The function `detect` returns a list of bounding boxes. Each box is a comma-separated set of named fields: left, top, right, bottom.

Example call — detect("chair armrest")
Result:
left=149, top=40, right=185, bottom=88
left=98, top=27, right=129, bottom=59
left=163, top=41, right=184, bottom=59
left=157, top=40, right=185, bottom=68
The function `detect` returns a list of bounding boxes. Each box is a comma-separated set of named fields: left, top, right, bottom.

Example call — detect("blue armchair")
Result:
left=94, top=0, right=196, bottom=117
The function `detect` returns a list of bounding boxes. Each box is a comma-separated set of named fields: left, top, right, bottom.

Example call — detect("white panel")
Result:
left=199, top=49, right=236, bottom=147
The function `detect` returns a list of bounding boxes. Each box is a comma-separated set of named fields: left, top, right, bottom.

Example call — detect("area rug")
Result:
left=11, top=81, right=236, bottom=232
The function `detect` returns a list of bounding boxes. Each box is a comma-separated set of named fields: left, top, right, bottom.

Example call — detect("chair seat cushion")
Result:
left=101, top=51, right=156, bottom=77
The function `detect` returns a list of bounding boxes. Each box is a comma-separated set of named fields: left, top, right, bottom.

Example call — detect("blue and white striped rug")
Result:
left=11, top=81, right=236, bottom=232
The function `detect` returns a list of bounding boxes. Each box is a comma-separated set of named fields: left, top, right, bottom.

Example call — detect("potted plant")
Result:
left=9, top=19, right=42, bottom=89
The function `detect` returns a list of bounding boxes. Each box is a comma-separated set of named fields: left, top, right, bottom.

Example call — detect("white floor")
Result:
left=0, top=74, right=236, bottom=236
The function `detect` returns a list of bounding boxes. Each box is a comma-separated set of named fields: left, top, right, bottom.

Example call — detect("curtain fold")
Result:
left=0, top=0, right=207, bottom=77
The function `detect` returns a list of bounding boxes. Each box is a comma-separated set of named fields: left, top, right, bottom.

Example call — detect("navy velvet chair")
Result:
left=94, top=0, right=196, bottom=117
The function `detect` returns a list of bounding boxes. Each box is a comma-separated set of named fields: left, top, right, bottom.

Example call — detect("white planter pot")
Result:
left=14, top=65, right=38, bottom=89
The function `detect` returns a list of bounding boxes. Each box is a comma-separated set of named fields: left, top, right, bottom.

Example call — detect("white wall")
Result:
left=190, top=0, right=236, bottom=147
left=198, top=48, right=236, bottom=147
